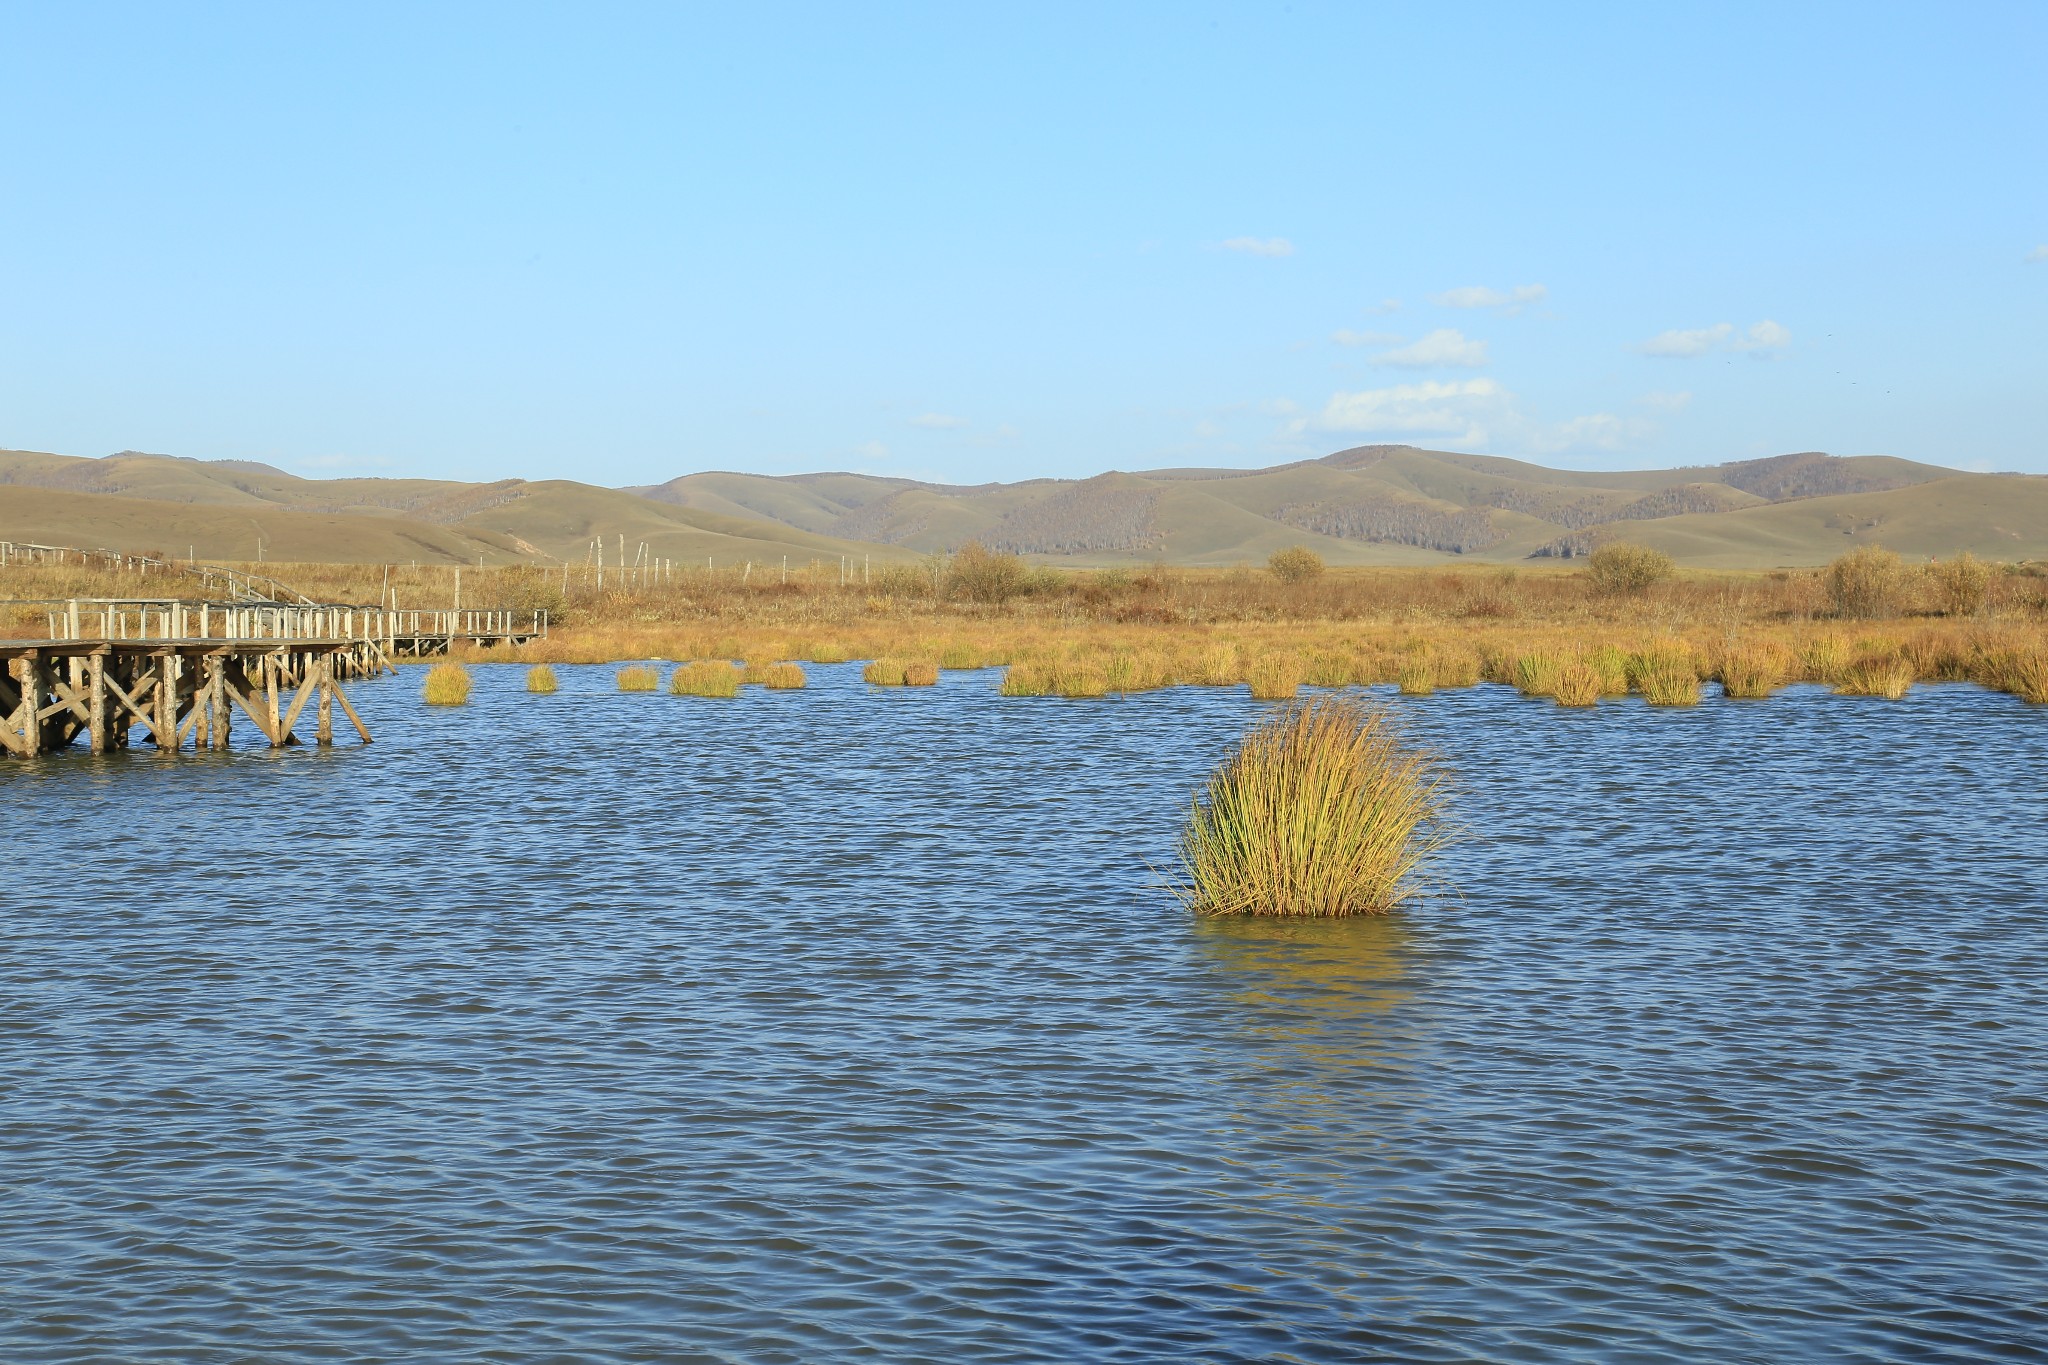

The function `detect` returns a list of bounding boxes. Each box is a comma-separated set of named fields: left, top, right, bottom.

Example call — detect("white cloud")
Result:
left=908, top=412, right=968, bottom=429
left=1638, top=319, right=1790, bottom=358
left=1331, top=328, right=1405, bottom=347
left=2028, top=245, right=2048, bottom=262
left=1371, top=328, right=1489, bottom=368
left=1366, top=298, right=1402, bottom=313
left=1302, top=378, right=1508, bottom=445
left=854, top=440, right=889, bottom=459
left=1259, top=398, right=1301, bottom=416
left=1732, top=319, right=1791, bottom=352
left=1220, top=236, right=1294, bottom=258
left=1432, top=283, right=1547, bottom=312
left=1638, top=323, right=1735, bottom=357
left=1530, top=413, right=1653, bottom=455
left=1640, top=390, right=1693, bottom=411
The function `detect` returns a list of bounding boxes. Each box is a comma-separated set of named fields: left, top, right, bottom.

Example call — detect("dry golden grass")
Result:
left=1716, top=646, right=1785, bottom=699
left=617, top=665, right=659, bottom=692
left=863, top=658, right=909, bottom=686
left=1835, top=658, right=1915, bottom=699
left=1175, top=694, right=1445, bottom=917
left=671, top=661, right=742, bottom=697
left=761, top=662, right=807, bottom=689
left=902, top=661, right=940, bottom=686
left=1630, top=640, right=1701, bottom=707
left=1397, top=656, right=1436, bottom=696
left=1552, top=662, right=1602, bottom=708
left=1247, top=653, right=1303, bottom=700
left=526, top=664, right=558, bottom=694
left=422, top=661, right=471, bottom=706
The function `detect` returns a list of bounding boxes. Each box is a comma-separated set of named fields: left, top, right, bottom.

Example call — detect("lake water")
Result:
left=4, top=666, right=2045, bottom=1363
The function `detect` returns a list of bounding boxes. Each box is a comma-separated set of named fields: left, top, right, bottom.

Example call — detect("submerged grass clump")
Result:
left=617, top=665, right=659, bottom=692
left=761, top=662, right=807, bottom=689
left=422, top=661, right=472, bottom=706
left=1175, top=695, right=1446, bottom=918
left=526, top=664, right=558, bottom=694
left=670, top=661, right=742, bottom=697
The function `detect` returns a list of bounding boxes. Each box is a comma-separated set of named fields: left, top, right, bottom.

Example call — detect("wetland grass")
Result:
left=761, top=662, right=807, bottom=689
left=1552, top=662, right=1602, bottom=708
left=902, top=661, right=940, bottom=687
left=1397, top=656, right=1437, bottom=695
left=525, top=664, right=558, bottom=694
left=1175, top=695, right=1445, bottom=918
left=1835, top=658, right=1916, bottom=699
left=1247, top=654, right=1304, bottom=700
left=617, top=665, right=659, bottom=692
left=422, top=661, right=472, bottom=706
left=670, top=661, right=742, bottom=697
left=1629, top=641, right=1701, bottom=707
left=1716, top=646, right=1786, bottom=699
left=863, top=658, right=912, bottom=686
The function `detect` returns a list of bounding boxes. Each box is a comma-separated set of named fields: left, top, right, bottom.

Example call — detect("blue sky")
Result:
left=4, top=2, right=2044, bottom=484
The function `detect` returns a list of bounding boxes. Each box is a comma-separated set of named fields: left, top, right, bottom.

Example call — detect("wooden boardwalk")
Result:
left=1, top=638, right=372, bottom=757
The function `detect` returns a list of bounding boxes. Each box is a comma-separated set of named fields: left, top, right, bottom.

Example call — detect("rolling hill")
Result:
left=2, top=444, right=2040, bottom=568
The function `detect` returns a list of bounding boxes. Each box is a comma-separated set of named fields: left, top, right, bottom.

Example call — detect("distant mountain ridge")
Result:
left=1, top=444, right=2041, bottom=567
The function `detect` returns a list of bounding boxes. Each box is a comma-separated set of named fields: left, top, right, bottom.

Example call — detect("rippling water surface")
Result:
left=4, top=666, right=2045, bottom=1362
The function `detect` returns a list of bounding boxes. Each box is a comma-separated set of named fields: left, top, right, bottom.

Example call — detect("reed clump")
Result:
left=1175, top=695, right=1445, bottom=918
left=761, top=662, right=807, bottom=689
left=999, top=662, right=1056, bottom=696
left=1981, top=644, right=2048, bottom=703
left=1629, top=641, right=1700, bottom=707
left=1513, top=651, right=1567, bottom=698
left=670, top=661, right=742, bottom=697
left=902, top=661, right=940, bottom=687
left=1552, top=661, right=1602, bottom=708
left=1247, top=653, right=1304, bottom=700
left=1835, top=658, right=1915, bottom=699
left=1397, top=656, right=1436, bottom=695
left=422, top=661, right=472, bottom=706
left=864, top=658, right=910, bottom=686
left=526, top=664, right=558, bottom=694
left=617, top=665, right=659, bottom=691
left=1716, top=646, right=1785, bottom=699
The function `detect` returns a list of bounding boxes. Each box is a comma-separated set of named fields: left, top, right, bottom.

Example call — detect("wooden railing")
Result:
left=37, top=599, right=547, bottom=646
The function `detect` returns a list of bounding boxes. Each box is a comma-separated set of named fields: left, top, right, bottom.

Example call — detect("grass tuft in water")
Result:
left=761, top=662, right=807, bottom=689
left=1397, top=657, right=1436, bottom=695
left=670, top=661, right=742, bottom=697
left=1718, top=646, right=1785, bottom=699
left=1835, top=658, right=1915, bottom=699
left=902, top=661, right=940, bottom=687
left=1247, top=654, right=1303, bottom=700
left=525, top=664, right=558, bottom=694
left=1552, top=662, right=1601, bottom=708
left=1629, top=641, right=1700, bottom=707
left=863, top=658, right=909, bottom=686
left=422, top=661, right=472, bottom=706
left=1176, top=694, right=1445, bottom=918
left=617, top=665, right=659, bottom=692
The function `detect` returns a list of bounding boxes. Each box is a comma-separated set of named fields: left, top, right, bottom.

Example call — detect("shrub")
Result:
left=617, top=665, right=659, bottom=692
left=525, top=664, right=558, bottom=694
left=1930, top=553, right=1992, bottom=618
left=1268, top=546, right=1326, bottom=585
left=1587, top=541, right=1675, bottom=595
left=1174, top=695, right=1446, bottom=917
left=422, top=661, right=471, bottom=706
left=670, top=661, right=741, bottom=697
left=1826, top=545, right=1906, bottom=618
left=946, top=542, right=1031, bottom=605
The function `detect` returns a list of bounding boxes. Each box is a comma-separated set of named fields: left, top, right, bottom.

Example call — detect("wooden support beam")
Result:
left=88, top=654, right=108, bottom=755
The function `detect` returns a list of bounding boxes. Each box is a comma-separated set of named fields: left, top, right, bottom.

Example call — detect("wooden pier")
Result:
left=1, top=638, right=372, bottom=757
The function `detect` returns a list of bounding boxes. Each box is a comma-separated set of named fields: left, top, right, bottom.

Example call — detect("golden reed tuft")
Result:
left=1175, top=695, right=1446, bottom=918
left=617, top=665, right=659, bottom=692
left=525, top=664, right=558, bottom=694
left=670, top=661, right=742, bottom=697
left=422, top=661, right=472, bottom=706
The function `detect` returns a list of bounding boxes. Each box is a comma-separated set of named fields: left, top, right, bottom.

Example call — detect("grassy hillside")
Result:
left=1, top=443, right=2032, bottom=568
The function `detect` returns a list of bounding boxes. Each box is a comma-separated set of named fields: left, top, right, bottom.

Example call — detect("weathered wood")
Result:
left=88, top=654, right=108, bottom=754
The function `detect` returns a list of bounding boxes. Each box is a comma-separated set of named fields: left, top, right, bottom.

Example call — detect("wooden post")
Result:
left=88, top=653, right=107, bottom=755
left=317, top=657, right=333, bottom=745
left=17, top=656, right=42, bottom=758
left=156, top=653, right=176, bottom=751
